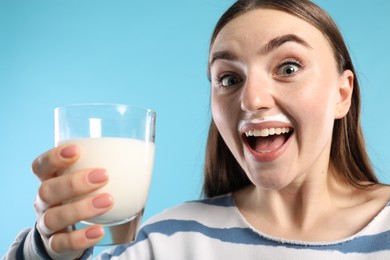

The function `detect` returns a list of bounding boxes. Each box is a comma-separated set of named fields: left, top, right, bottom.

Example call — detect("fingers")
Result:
left=31, top=145, right=113, bottom=257
left=49, top=225, right=104, bottom=255
left=41, top=225, right=104, bottom=260
left=40, top=195, right=111, bottom=258
left=38, top=168, right=108, bottom=207
left=32, top=145, right=79, bottom=182
left=35, top=167, right=112, bottom=234
left=43, top=193, right=113, bottom=234
left=36, top=187, right=113, bottom=256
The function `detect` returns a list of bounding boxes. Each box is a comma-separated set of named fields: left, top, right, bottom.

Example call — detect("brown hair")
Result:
left=203, top=0, right=378, bottom=198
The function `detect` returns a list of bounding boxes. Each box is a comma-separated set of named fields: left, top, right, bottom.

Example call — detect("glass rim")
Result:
left=54, top=103, right=156, bottom=115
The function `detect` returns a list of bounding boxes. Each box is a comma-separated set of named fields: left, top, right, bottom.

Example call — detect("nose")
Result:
left=240, top=76, right=274, bottom=112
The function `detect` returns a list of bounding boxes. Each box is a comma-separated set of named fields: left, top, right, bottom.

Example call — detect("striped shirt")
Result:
left=5, top=193, right=390, bottom=259
left=97, top=194, right=390, bottom=259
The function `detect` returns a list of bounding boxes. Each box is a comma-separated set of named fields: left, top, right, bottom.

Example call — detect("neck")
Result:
left=237, top=166, right=351, bottom=231
left=234, top=163, right=385, bottom=242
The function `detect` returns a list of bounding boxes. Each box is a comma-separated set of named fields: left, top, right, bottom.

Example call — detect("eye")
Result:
left=276, top=59, right=302, bottom=76
left=217, top=73, right=242, bottom=88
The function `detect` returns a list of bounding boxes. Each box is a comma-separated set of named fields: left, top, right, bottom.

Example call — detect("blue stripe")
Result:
left=32, top=226, right=52, bottom=259
left=15, top=230, right=28, bottom=260
left=100, top=219, right=390, bottom=258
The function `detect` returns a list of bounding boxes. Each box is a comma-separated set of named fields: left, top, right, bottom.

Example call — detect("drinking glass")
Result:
left=54, top=103, right=156, bottom=245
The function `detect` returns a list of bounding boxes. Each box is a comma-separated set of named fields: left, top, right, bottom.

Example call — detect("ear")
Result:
left=335, top=69, right=354, bottom=119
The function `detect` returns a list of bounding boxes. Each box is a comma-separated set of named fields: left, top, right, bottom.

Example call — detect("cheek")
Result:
left=211, top=95, right=229, bottom=132
left=294, top=83, right=339, bottom=146
left=296, top=76, right=339, bottom=116
left=211, top=94, right=239, bottom=145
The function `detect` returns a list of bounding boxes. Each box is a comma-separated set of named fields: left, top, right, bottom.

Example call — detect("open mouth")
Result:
left=243, top=127, right=294, bottom=154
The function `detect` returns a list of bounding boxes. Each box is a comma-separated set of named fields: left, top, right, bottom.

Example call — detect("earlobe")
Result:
left=335, top=70, right=354, bottom=119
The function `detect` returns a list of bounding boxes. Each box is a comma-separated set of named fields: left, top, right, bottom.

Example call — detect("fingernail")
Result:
left=60, top=145, right=78, bottom=159
left=86, top=226, right=104, bottom=239
left=92, top=194, right=113, bottom=209
left=88, top=169, right=108, bottom=184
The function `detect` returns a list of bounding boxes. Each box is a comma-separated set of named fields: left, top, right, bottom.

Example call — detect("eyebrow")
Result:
left=209, top=34, right=312, bottom=67
left=261, top=34, right=312, bottom=55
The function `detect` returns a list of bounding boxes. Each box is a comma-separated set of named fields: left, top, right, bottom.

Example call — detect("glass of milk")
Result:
left=54, top=103, right=156, bottom=245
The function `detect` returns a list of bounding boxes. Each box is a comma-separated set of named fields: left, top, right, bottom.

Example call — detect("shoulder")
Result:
left=348, top=184, right=390, bottom=229
left=346, top=183, right=390, bottom=208
left=366, top=184, right=390, bottom=204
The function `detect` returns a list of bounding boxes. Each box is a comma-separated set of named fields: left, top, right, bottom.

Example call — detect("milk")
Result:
left=58, top=137, right=155, bottom=225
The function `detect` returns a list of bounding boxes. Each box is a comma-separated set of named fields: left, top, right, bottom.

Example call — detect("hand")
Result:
left=32, top=145, right=113, bottom=259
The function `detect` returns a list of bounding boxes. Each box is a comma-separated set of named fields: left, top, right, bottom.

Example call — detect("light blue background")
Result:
left=1, top=0, right=389, bottom=256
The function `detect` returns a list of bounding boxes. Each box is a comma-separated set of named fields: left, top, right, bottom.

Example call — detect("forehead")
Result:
left=211, top=8, right=331, bottom=55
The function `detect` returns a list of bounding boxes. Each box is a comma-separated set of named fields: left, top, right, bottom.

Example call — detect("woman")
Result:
left=6, top=0, right=390, bottom=259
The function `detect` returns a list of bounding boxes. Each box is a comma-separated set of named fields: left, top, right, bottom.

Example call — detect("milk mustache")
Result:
left=59, top=137, right=155, bottom=225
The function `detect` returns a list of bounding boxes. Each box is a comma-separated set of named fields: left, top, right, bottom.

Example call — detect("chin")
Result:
left=248, top=171, right=293, bottom=191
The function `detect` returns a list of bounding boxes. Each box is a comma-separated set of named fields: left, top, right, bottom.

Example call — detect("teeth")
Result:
left=245, top=127, right=291, bottom=137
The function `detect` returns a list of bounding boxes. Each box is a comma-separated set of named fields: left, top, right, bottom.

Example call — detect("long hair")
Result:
left=203, top=0, right=378, bottom=198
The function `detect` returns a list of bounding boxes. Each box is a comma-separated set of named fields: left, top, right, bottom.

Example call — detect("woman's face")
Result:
left=209, top=8, right=353, bottom=190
